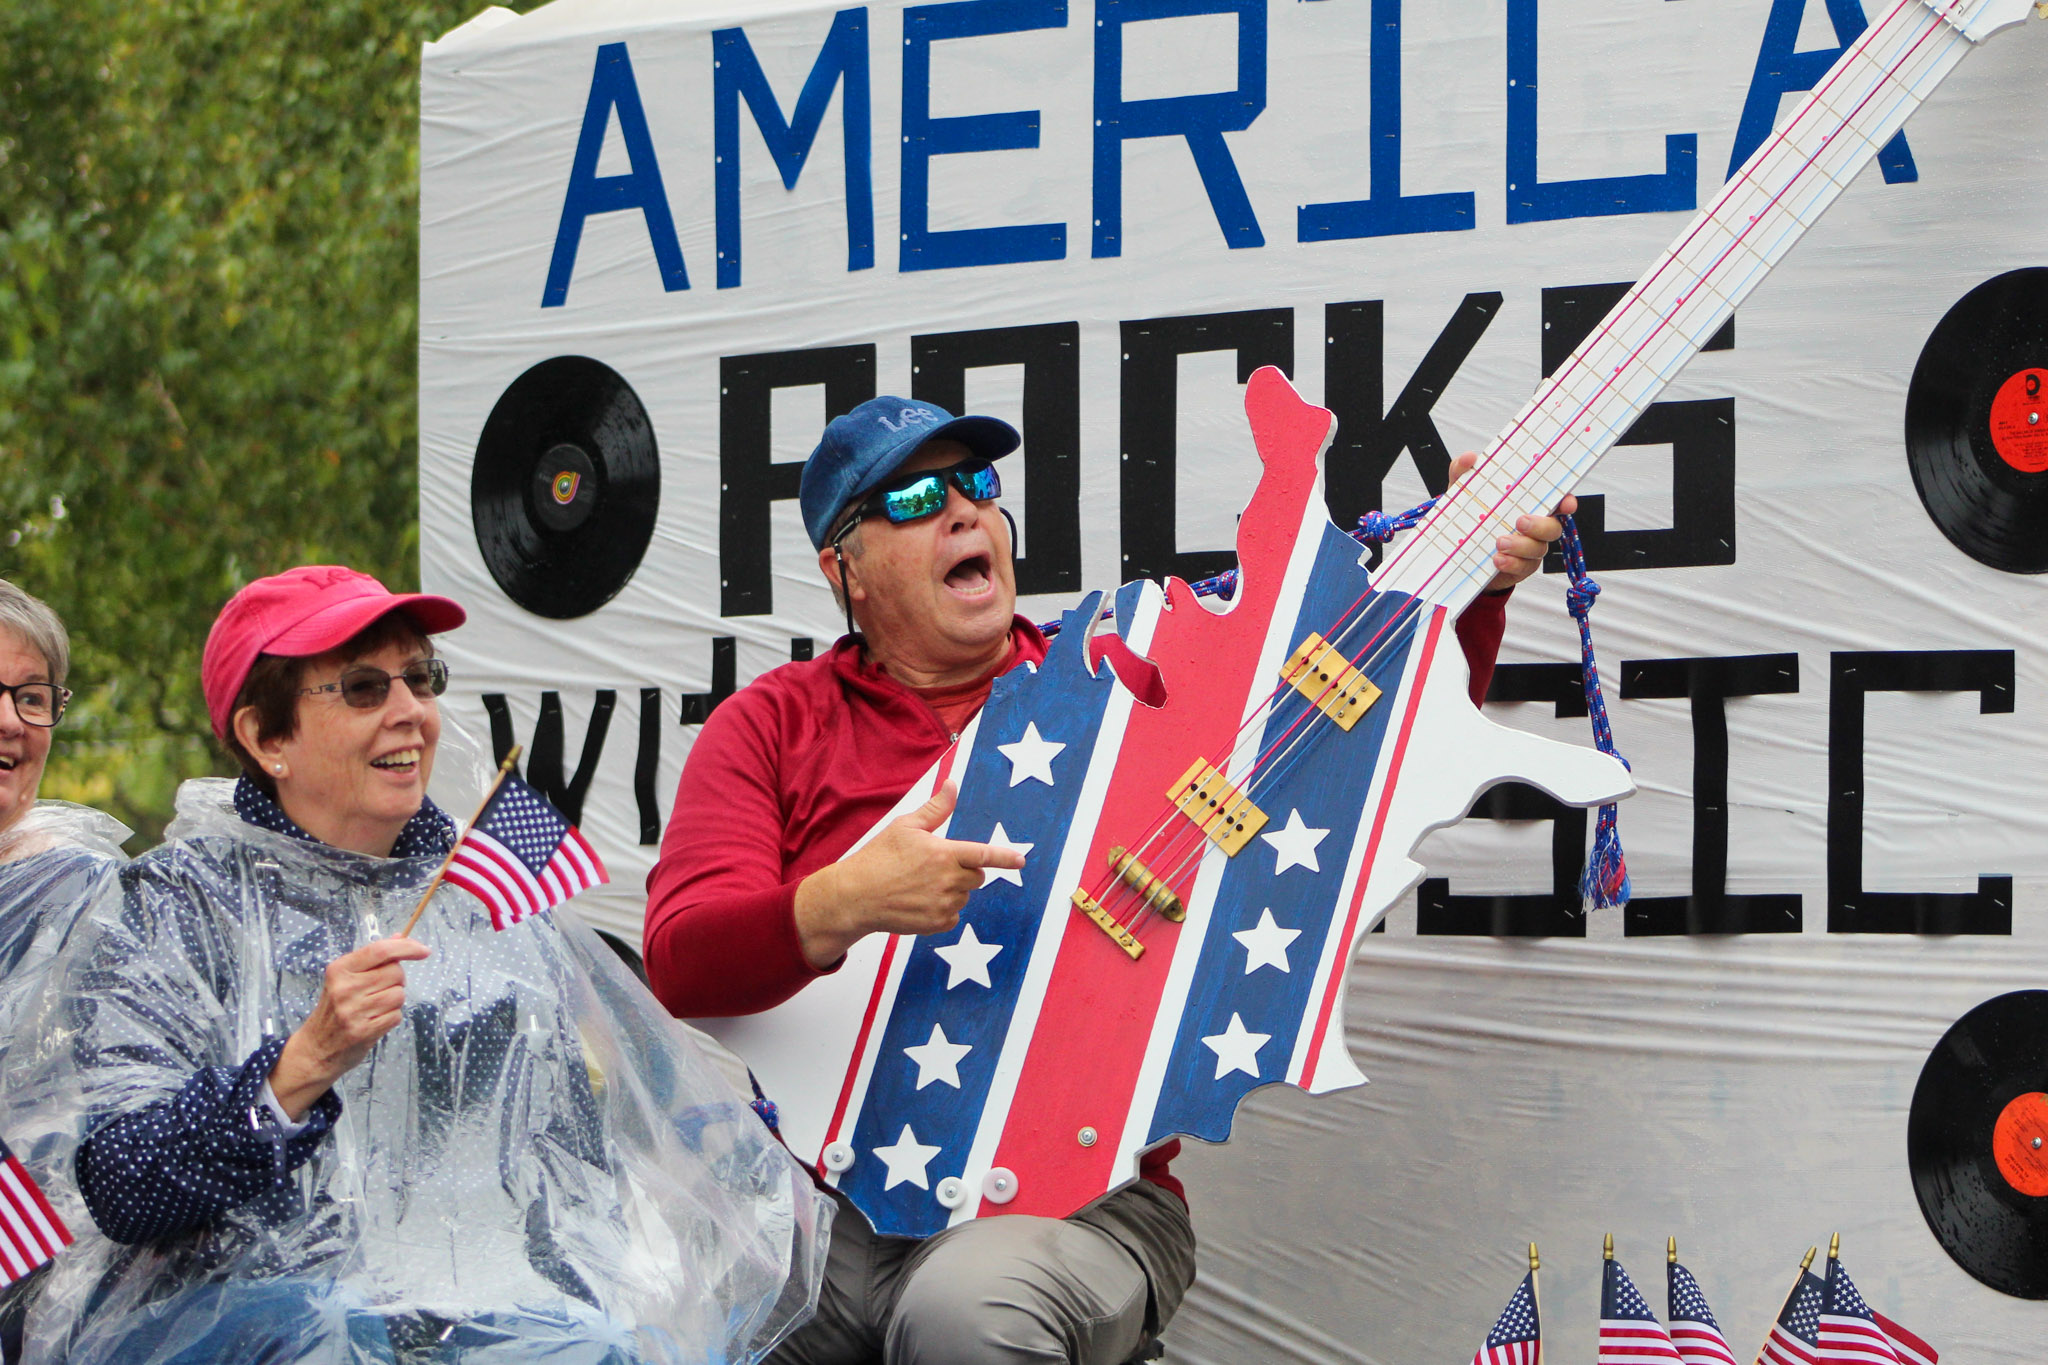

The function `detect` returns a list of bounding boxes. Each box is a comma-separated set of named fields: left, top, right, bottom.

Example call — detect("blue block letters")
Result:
left=901, top=0, right=1068, bottom=272
left=1727, top=0, right=1915, bottom=184
left=542, top=43, right=690, bottom=308
left=1504, top=0, right=1697, bottom=224
left=715, top=10, right=876, bottom=289
left=1298, top=0, right=1475, bottom=242
left=1093, top=0, right=1267, bottom=257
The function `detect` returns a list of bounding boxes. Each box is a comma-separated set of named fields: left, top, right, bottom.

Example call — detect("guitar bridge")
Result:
left=1107, top=846, right=1185, bottom=922
left=1279, top=632, right=1381, bottom=731
left=1168, top=759, right=1268, bottom=856
left=1070, top=890, right=1145, bottom=960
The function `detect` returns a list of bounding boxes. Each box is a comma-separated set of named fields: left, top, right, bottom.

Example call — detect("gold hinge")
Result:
left=1071, top=889, right=1145, bottom=959
left=1168, top=759, right=1268, bottom=856
left=1279, top=632, right=1381, bottom=731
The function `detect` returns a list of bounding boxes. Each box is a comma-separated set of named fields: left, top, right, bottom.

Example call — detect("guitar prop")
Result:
left=708, top=0, right=2041, bottom=1237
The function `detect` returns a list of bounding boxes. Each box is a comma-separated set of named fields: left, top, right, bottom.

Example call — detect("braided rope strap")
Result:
left=1038, top=498, right=1440, bottom=636
left=1354, top=498, right=1437, bottom=546
left=1556, top=514, right=1632, bottom=910
left=748, top=1071, right=780, bottom=1134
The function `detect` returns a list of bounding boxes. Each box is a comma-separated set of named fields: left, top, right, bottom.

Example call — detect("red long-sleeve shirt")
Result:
left=644, top=593, right=1510, bottom=1198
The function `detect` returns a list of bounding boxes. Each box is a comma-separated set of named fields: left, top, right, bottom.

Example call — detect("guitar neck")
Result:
left=1372, top=0, right=2012, bottom=609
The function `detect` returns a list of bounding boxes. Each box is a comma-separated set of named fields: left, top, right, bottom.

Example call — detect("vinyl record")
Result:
left=1907, top=989, right=2048, bottom=1298
left=1904, top=267, right=2048, bottom=574
left=471, top=356, right=659, bottom=619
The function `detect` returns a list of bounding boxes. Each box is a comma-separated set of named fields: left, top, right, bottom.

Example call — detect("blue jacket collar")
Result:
left=232, top=776, right=456, bottom=859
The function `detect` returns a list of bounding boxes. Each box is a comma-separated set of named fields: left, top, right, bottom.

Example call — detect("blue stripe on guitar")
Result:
left=1148, top=526, right=1421, bottom=1143
left=841, top=593, right=1116, bottom=1236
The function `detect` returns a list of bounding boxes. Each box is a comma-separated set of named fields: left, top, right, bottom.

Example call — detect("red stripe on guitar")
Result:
left=1299, top=605, right=1446, bottom=1087
left=979, top=386, right=1331, bottom=1217
left=818, top=744, right=969, bottom=1176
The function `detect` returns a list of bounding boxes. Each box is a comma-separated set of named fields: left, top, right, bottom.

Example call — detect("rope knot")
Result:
left=1352, top=497, right=1436, bottom=549
left=1565, top=575, right=1600, bottom=618
left=748, top=1073, right=781, bottom=1134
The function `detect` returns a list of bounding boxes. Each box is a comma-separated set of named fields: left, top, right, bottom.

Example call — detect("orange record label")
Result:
left=1991, top=1091, right=2048, bottom=1197
left=1987, top=370, right=2048, bottom=474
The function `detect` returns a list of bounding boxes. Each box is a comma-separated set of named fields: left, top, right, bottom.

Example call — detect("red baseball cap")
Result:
left=202, top=565, right=466, bottom=740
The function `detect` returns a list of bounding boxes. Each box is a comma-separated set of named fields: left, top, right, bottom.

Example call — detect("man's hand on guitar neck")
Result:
left=793, top=780, right=1028, bottom=969
left=1449, top=450, right=1579, bottom=593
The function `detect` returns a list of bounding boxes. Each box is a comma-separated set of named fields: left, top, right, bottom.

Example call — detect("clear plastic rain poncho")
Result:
left=0, top=800, right=130, bottom=1061
left=6, top=779, right=829, bottom=1365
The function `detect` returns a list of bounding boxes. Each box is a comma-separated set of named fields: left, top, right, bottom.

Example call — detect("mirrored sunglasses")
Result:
left=297, top=659, right=450, bottom=709
left=832, top=459, right=1002, bottom=544
left=0, top=680, right=69, bottom=728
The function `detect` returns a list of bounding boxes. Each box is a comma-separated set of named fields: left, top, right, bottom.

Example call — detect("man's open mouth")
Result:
left=944, top=553, right=992, bottom=594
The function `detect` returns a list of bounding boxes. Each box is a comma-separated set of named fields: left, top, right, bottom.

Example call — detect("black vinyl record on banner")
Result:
left=471, top=356, right=659, bottom=619
left=1904, top=267, right=2048, bottom=574
left=1907, top=989, right=2048, bottom=1298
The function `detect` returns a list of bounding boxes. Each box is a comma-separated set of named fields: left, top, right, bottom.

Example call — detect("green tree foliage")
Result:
left=0, top=0, right=530, bottom=843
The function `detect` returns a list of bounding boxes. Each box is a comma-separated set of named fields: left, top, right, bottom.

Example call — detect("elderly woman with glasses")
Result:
left=0, top=581, right=128, bottom=1365
left=10, top=566, right=825, bottom=1365
left=0, top=579, right=130, bottom=992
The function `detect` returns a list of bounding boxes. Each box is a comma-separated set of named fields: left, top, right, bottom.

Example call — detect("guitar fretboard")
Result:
left=1373, top=0, right=2002, bottom=610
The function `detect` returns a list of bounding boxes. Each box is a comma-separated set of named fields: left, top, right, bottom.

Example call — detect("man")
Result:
left=644, top=396, right=1573, bottom=1364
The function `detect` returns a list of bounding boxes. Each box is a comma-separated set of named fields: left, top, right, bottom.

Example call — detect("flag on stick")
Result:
left=1666, top=1244, right=1737, bottom=1365
left=1599, top=1241, right=1683, bottom=1365
left=399, top=747, right=609, bottom=937
left=1757, top=1253, right=1823, bottom=1365
left=1817, top=1252, right=1903, bottom=1365
left=442, top=771, right=609, bottom=931
left=1469, top=1265, right=1541, bottom=1365
left=1869, top=1311, right=1936, bottom=1365
left=0, top=1136, right=69, bottom=1285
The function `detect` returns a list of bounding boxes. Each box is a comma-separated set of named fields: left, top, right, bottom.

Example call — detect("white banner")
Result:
left=421, top=0, right=2048, bottom=1357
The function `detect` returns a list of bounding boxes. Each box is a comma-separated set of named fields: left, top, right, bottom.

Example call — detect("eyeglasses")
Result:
left=830, top=459, right=1002, bottom=545
left=0, top=680, right=69, bottom=728
left=297, top=659, right=450, bottom=709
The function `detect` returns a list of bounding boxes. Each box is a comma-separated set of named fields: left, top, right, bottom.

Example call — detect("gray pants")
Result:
left=769, top=1181, right=1196, bottom=1365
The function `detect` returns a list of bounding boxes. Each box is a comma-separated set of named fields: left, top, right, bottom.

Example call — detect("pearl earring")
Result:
left=273, top=764, right=284, bottom=774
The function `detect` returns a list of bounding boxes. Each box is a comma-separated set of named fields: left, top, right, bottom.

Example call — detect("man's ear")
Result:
left=818, top=542, right=866, bottom=616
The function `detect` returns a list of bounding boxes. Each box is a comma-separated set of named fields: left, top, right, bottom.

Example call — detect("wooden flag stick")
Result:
left=1529, top=1242, right=1543, bottom=1365
left=399, top=746, right=522, bottom=940
left=1750, top=1246, right=1817, bottom=1365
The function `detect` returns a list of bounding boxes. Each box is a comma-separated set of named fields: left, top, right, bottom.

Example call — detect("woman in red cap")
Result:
left=6, top=567, right=826, bottom=1365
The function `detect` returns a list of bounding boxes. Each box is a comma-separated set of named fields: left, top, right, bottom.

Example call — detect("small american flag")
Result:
left=1600, top=1256, right=1683, bottom=1365
left=1817, top=1260, right=1903, bottom=1365
left=1760, top=1270, right=1825, bottom=1365
left=1667, top=1259, right=1737, bottom=1365
left=0, top=1136, right=69, bottom=1285
left=442, top=773, right=608, bottom=931
left=1469, top=1271, right=1541, bottom=1365
left=1870, top=1311, right=1936, bottom=1365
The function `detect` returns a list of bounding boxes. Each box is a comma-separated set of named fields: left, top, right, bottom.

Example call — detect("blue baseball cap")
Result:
left=799, top=396, right=1020, bottom=549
